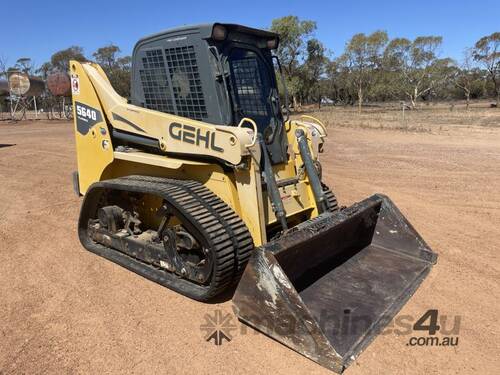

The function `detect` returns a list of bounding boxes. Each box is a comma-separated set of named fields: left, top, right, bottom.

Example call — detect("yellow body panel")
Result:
left=70, top=61, right=327, bottom=246
left=71, top=63, right=114, bottom=193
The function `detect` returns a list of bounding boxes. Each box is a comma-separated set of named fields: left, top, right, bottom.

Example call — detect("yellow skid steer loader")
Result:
left=71, top=23, right=437, bottom=373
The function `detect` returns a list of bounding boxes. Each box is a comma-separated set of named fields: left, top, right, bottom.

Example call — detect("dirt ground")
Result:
left=0, top=119, right=499, bottom=374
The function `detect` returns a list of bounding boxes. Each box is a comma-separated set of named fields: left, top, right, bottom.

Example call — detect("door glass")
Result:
left=228, top=48, right=272, bottom=130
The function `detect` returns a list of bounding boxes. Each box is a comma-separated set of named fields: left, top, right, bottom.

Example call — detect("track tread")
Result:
left=322, top=183, right=339, bottom=212
left=78, top=175, right=254, bottom=301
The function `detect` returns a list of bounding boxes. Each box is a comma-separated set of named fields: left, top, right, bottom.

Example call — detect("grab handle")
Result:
left=238, top=117, right=258, bottom=148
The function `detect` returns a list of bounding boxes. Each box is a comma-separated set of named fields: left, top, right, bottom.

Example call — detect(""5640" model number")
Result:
left=76, top=104, right=97, bottom=121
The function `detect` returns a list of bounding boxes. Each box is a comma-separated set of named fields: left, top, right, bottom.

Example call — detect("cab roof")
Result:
left=134, top=23, right=279, bottom=49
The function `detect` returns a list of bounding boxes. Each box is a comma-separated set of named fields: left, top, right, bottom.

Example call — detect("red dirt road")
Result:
left=0, top=120, right=499, bottom=374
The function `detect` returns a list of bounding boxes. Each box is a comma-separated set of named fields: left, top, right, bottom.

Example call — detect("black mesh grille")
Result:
left=139, top=49, right=175, bottom=113
left=230, top=53, right=268, bottom=116
left=164, top=46, right=207, bottom=120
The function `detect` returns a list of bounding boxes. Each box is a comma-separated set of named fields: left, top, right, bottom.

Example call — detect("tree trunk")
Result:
left=494, top=76, right=500, bottom=108
left=358, top=86, right=363, bottom=113
left=411, top=86, right=419, bottom=109
left=292, top=96, right=298, bottom=111
left=410, top=96, right=416, bottom=109
left=465, top=91, right=470, bottom=111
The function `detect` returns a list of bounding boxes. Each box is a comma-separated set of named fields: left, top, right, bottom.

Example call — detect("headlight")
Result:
left=212, top=25, right=227, bottom=41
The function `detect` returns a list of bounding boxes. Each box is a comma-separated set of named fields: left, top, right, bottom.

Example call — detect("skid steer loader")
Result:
left=71, top=23, right=437, bottom=373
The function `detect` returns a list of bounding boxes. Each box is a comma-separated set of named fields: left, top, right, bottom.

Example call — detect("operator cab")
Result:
left=130, top=23, right=287, bottom=163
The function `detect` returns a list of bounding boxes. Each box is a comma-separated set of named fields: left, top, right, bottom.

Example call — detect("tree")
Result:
left=36, top=62, right=53, bottom=80
left=14, top=57, right=35, bottom=74
left=303, top=39, right=328, bottom=107
left=110, top=56, right=132, bottom=97
left=453, top=49, right=480, bottom=109
left=341, top=31, right=388, bottom=111
left=270, top=16, right=316, bottom=108
left=325, top=59, right=356, bottom=105
left=93, top=44, right=121, bottom=71
left=473, top=32, right=500, bottom=106
left=93, top=44, right=132, bottom=97
left=0, top=55, right=7, bottom=79
left=385, top=36, right=451, bottom=108
left=50, top=46, right=86, bottom=72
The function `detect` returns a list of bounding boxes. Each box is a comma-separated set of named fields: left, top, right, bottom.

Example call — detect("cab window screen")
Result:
left=229, top=49, right=269, bottom=117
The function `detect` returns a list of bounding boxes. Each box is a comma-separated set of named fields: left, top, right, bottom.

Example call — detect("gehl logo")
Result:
left=169, top=123, right=224, bottom=153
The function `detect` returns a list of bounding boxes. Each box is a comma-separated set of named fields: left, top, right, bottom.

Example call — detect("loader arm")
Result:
left=78, top=62, right=254, bottom=166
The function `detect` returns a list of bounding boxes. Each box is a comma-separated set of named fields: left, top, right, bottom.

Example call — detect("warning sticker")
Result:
left=71, top=74, right=80, bottom=95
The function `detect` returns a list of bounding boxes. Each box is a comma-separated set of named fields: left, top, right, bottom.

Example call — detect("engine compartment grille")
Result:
left=164, top=46, right=207, bottom=121
left=139, top=49, right=175, bottom=113
left=138, top=47, right=207, bottom=121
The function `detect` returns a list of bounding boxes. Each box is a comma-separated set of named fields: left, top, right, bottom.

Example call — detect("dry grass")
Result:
left=3, top=100, right=499, bottom=132
left=293, top=100, right=500, bottom=132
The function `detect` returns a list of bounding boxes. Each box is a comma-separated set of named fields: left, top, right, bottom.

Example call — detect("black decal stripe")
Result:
left=76, top=117, right=91, bottom=136
left=75, top=101, right=103, bottom=136
left=112, top=113, right=145, bottom=133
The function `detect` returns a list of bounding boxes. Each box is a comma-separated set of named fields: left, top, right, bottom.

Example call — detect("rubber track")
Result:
left=123, top=176, right=254, bottom=280
left=79, top=175, right=253, bottom=301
